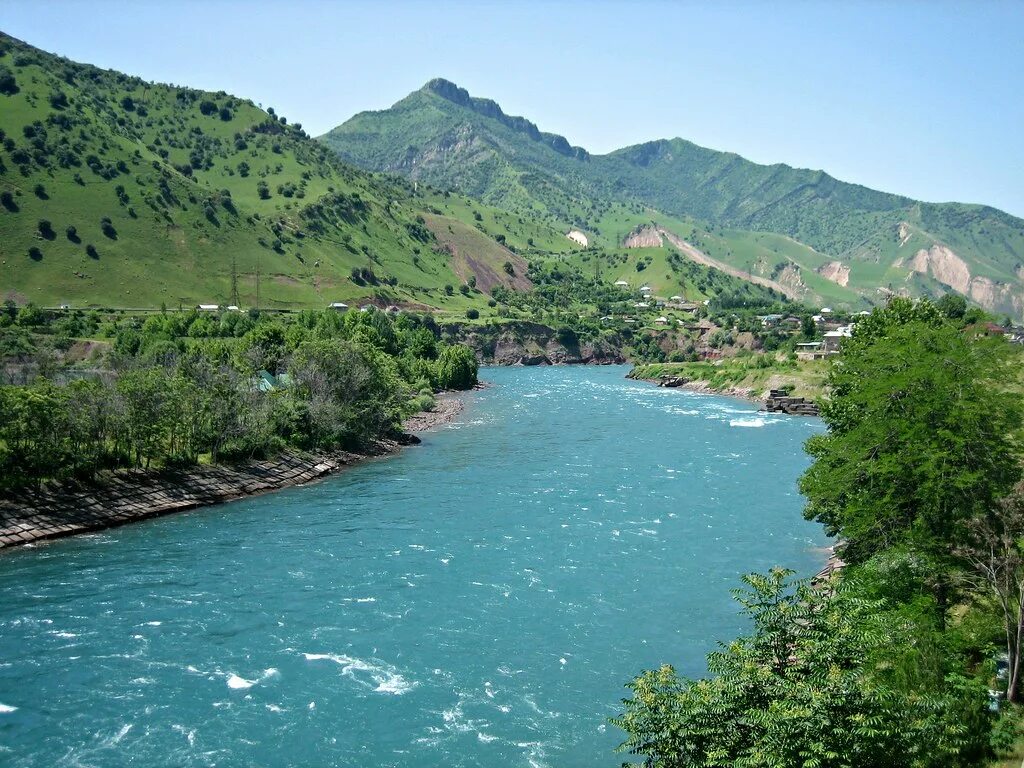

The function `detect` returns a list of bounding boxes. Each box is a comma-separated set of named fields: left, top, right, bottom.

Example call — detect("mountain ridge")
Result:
left=321, top=79, right=1024, bottom=318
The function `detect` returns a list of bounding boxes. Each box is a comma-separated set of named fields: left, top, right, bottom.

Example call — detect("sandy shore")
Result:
left=0, top=393, right=471, bottom=552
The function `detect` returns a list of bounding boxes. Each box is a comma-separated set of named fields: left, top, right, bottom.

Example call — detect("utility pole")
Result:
left=230, top=255, right=240, bottom=308
left=255, top=254, right=261, bottom=311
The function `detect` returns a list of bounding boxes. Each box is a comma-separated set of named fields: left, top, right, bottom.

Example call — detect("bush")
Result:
left=27, top=246, right=42, bottom=261
left=218, top=106, right=233, bottom=121
left=100, top=218, right=117, bottom=239
left=257, top=181, right=270, bottom=200
left=465, top=308, right=480, bottom=320
left=198, top=100, right=217, bottom=116
left=37, top=219, right=54, bottom=239
left=0, top=66, right=17, bottom=96
left=66, top=225, right=79, bottom=242
left=86, top=244, right=98, bottom=259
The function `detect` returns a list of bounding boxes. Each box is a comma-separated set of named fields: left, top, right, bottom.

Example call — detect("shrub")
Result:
left=86, top=244, right=98, bottom=259
left=37, top=219, right=54, bottom=239
left=33, top=184, right=47, bottom=200
left=100, top=218, right=117, bottom=239
left=198, top=100, right=217, bottom=116
left=27, top=246, right=42, bottom=261
left=503, top=261, right=514, bottom=276
left=465, top=308, right=480, bottom=320
left=218, top=106, right=233, bottom=121
left=66, top=225, right=79, bottom=242
left=257, top=181, right=270, bottom=199
left=0, top=66, right=17, bottom=96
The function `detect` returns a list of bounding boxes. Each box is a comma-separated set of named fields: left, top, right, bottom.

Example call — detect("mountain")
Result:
left=322, top=79, right=1024, bottom=318
left=0, top=36, right=537, bottom=311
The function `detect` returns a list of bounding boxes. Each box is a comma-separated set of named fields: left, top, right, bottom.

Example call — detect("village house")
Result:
left=823, top=324, right=853, bottom=353
left=328, top=302, right=349, bottom=312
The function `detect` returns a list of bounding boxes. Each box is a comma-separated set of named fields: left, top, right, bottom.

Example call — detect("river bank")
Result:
left=0, top=393, right=467, bottom=552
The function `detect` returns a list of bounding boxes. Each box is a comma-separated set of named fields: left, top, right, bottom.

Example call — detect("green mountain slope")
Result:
left=0, top=35, right=534, bottom=312
left=321, top=79, right=1024, bottom=318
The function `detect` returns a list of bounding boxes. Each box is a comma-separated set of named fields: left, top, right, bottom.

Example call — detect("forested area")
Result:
left=615, top=297, right=1024, bottom=767
left=0, top=305, right=477, bottom=491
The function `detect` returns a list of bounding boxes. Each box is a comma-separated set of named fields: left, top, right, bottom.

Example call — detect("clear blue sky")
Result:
left=2, top=1, right=1022, bottom=216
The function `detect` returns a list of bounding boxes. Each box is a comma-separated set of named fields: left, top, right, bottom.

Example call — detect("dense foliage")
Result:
left=0, top=307, right=477, bottom=490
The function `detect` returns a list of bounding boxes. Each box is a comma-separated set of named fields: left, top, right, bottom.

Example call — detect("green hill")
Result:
left=0, top=35, right=536, bottom=313
left=322, top=79, right=1024, bottom=319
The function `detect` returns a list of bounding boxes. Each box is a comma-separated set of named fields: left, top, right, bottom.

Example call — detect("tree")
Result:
left=936, top=293, right=968, bottom=321
left=613, top=569, right=988, bottom=768
left=257, top=181, right=270, bottom=200
left=800, top=299, right=1022, bottom=565
left=465, top=308, right=479, bottom=320
left=956, top=482, right=1024, bottom=702
left=0, top=66, right=17, bottom=96
left=434, top=345, right=477, bottom=390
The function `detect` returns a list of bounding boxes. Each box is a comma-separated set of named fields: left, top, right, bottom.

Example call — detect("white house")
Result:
left=614, top=280, right=630, bottom=288
left=197, top=304, right=219, bottom=312
left=639, top=286, right=653, bottom=294
left=655, top=316, right=669, bottom=325
left=328, top=302, right=349, bottom=312
left=670, top=295, right=683, bottom=301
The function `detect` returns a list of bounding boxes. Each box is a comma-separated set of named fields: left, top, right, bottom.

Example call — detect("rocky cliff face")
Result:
left=623, top=224, right=663, bottom=248
left=442, top=321, right=626, bottom=365
left=909, top=244, right=1023, bottom=318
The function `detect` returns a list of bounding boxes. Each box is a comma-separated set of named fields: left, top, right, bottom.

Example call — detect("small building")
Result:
left=634, top=302, right=649, bottom=309
left=328, top=302, right=349, bottom=312
left=823, top=325, right=853, bottom=353
left=385, top=305, right=401, bottom=315
left=639, top=286, right=653, bottom=294
left=795, top=341, right=826, bottom=361
left=655, top=316, right=669, bottom=325
left=614, top=280, right=630, bottom=288
left=758, top=313, right=784, bottom=327
left=359, top=304, right=373, bottom=312
left=197, top=304, right=219, bottom=312
left=670, top=295, right=683, bottom=302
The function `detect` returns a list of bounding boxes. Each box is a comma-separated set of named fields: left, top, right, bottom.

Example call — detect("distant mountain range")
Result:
left=322, top=78, right=1024, bottom=318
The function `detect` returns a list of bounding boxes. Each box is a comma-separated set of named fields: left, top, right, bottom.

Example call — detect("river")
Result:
left=0, top=365, right=827, bottom=767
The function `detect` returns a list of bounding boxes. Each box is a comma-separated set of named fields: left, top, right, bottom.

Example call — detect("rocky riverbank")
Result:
left=0, top=396, right=469, bottom=552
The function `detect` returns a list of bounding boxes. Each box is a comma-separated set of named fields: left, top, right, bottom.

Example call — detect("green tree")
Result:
left=434, top=345, right=478, bottom=390
left=613, top=569, right=988, bottom=768
left=800, top=299, right=1021, bottom=565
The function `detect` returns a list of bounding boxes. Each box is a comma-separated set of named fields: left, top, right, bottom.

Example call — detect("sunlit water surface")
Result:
left=0, top=365, right=827, bottom=767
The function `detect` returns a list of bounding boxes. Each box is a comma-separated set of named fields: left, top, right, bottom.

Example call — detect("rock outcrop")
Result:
left=443, top=321, right=626, bottom=365
left=817, top=260, right=851, bottom=287
left=566, top=230, right=589, bottom=247
left=623, top=224, right=663, bottom=248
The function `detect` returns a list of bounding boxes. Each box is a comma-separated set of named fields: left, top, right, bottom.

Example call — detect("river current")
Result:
left=0, top=365, right=827, bottom=767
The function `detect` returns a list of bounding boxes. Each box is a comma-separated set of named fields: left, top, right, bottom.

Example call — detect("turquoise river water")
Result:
left=0, top=365, right=828, bottom=767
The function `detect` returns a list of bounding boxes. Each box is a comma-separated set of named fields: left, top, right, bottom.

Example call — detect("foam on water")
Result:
left=0, top=703, right=17, bottom=713
left=304, top=652, right=416, bottom=695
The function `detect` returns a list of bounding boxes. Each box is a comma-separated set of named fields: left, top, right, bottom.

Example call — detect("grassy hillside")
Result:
left=0, top=35, right=530, bottom=312
left=322, top=79, right=1024, bottom=319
